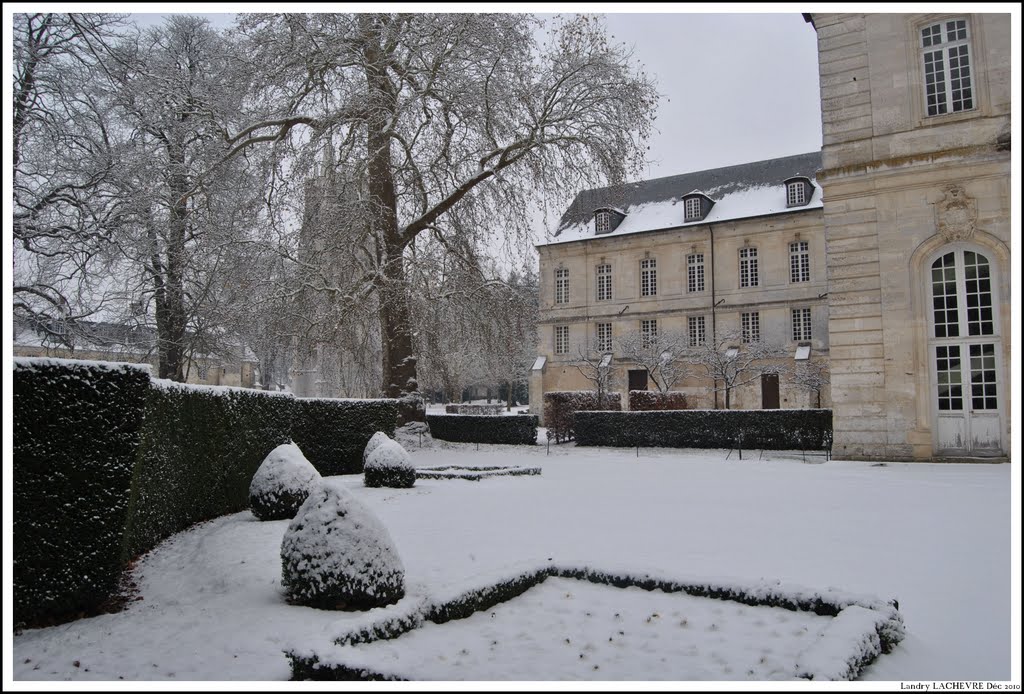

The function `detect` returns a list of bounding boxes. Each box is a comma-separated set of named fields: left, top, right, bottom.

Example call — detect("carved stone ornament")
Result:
left=936, top=184, right=977, bottom=242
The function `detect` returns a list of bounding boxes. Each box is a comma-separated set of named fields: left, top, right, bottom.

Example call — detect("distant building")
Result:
left=12, top=316, right=258, bottom=389
left=530, top=13, right=1010, bottom=462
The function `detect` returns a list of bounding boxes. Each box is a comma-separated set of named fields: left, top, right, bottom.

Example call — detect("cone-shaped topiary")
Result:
left=362, top=431, right=392, bottom=467
left=364, top=437, right=416, bottom=488
left=280, top=483, right=405, bottom=610
left=249, top=442, right=321, bottom=521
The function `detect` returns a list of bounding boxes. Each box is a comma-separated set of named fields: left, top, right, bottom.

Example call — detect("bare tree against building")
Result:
left=570, top=340, right=619, bottom=409
left=687, top=330, right=789, bottom=409
left=616, top=328, right=692, bottom=393
left=789, top=359, right=830, bottom=409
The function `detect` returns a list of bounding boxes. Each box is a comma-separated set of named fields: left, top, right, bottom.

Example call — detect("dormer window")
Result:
left=593, top=207, right=624, bottom=235
left=784, top=177, right=814, bottom=208
left=682, top=192, right=713, bottom=222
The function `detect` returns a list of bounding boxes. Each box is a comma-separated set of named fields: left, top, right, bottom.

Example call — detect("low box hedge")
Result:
left=444, top=403, right=504, bottom=415
left=426, top=414, right=538, bottom=445
left=574, top=409, right=832, bottom=450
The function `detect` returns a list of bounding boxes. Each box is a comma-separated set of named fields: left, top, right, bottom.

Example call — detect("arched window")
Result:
left=927, top=247, right=1002, bottom=455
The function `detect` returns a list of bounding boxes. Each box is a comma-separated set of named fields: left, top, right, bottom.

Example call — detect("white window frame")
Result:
left=739, top=247, right=759, bottom=288
left=687, top=253, right=705, bottom=293
left=596, top=263, right=612, bottom=301
left=640, top=258, right=657, bottom=297
left=596, top=322, right=613, bottom=353
left=787, top=181, right=806, bottom=206
left=554, top=325, right=569, bottom=355
left=688, top=315, right=706, bottom=347
left=790, top=240, right=810, bottom=283
left=741, top=311, right=760, bottom=344
left=920, top=18, right=975, bottom=117
left=595, top=211, right=611, bottom=234
left=684, top=197, right=702, bottom=221
left=641, top=319, right=658, bottom=349
left=792, top=307, right=812, bottom=341
left=555, top=267, right=569, bottom=305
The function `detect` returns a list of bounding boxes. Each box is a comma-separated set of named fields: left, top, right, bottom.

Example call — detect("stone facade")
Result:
left=531, top=154, right=832, bottom=421
left=809, top=13, right=1011, bottom=460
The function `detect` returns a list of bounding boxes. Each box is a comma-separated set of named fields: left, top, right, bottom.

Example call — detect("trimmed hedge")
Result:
left=13, top=359, right=151, bottom=625
left=122, top=382, right=293, bottom=558
left=291, top=398, right=398, bottom=475
left=444, top=403, right=503, bottom=415
left=416, top=465, right=542, bottom=481
left=288, top=562, right=903, bottom=681
left=629, top=390, right=689, bottom=411
left=574, top=409, right=833, bottom=450
left=13, top=357, right=400, bottom=626
left=543, top=391, right=621, bottom=443
left=425, top=414, right=538, bottom=445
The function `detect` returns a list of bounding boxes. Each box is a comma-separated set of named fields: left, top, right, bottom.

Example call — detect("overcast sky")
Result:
left=126, top=8, right=823, bottom=181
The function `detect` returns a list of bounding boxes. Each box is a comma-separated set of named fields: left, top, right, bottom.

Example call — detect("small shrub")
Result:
left=363, top=431, right=393, bottom=466
left=364, top=438, right=416, bottom=489
left=629, top=390, right=689, bottom=411
left=543, top=391, right=621, bottom=443
left=281, top=484, right=405, bottom=610
left=249, top=443, right=322, bottom=521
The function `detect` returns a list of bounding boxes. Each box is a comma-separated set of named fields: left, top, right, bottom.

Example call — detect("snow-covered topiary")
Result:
left=280, top=483, right=405, bottom=610
left=364, top=437, right=416, bottom=489
left=362, top=431, right=393, bottom=467
left=249, top=443, right=321, bottom=521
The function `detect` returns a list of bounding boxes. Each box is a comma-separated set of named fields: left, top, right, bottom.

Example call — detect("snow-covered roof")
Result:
left=540, top=152, right=823, bottom=247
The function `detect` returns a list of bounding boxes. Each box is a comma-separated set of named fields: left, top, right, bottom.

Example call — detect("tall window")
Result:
left=792, top=308, right=812, bottom=341
left=596, top=322, right=612, bottom=353
left=741, top=311, right=760, bottom=343
left=555, top=325, right=569, bottom=355
left=787, top=182, right=806, bottom=206
left=640, top=258, right=657, bottom=297
left=688, top=316, right=706, bottom=347
left=641, top=319, right=657, bottom=348
left=595, top=211, right=611, bottom=233
left=921, top=18, right=974, bottom=116
left=596, top=263, right=612, bottom=301
left=739, top=247, right=759, bottom=288
left=687, top=253, right=705, bottom=293
left=555, top=267, right=569, bottom=304
left=684, top=197, right=702, bottom=221
left=790, top=241, right=810, bottom=283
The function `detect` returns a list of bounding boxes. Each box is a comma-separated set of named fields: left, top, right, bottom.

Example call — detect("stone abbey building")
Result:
left=529, top=13, right=1011, bottom=462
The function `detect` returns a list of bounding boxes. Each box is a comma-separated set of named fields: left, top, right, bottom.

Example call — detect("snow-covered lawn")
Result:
left=11, top=436, right=1014, bottom=682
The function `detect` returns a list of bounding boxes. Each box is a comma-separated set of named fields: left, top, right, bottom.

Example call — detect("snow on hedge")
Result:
left=364, top=436, right=416, bottom=488
left=280, top=484, right=405, bottom=610
left=249, top=443, right=322, bottom=521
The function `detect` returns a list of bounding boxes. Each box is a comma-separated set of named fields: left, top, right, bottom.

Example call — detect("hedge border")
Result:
left=286, top=563, right=903, bottom=681
left=425, top=414, right=537, bottom=445
left=415, top=466, right=542, bottom=481
left=574, top=409, right=833, bottom=451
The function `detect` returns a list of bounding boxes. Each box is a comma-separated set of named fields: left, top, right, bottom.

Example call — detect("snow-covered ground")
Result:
left=10, top=436, right=1015, bottom=683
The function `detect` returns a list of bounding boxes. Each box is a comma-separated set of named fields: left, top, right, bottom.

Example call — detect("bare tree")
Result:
left=570, top=339, right=619, bottom=409
left=789, top=359, right=830, bottom=409
left=477, top=265, right=539, bottom=411
left=687, top=330, right=789, bottom=409
left=616, top=328, right=692, bottom=393
left=229, top=12, right=659, bottom=418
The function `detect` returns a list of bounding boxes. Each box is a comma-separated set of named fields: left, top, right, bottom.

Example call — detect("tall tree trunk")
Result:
left=160, top=139, right=188, bottom=381
left=362, top=16, right=422, bottom=422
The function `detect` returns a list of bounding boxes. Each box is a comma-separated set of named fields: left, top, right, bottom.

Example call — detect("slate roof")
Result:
left=543, top=151, right=823, bottom=246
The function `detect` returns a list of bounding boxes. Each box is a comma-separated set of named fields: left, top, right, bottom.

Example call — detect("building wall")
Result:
left=13, top=345, right=258, bottom=389
left=812, top=13, right=1011, bottom=460
left=532, top=209, right=831, bottom=420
